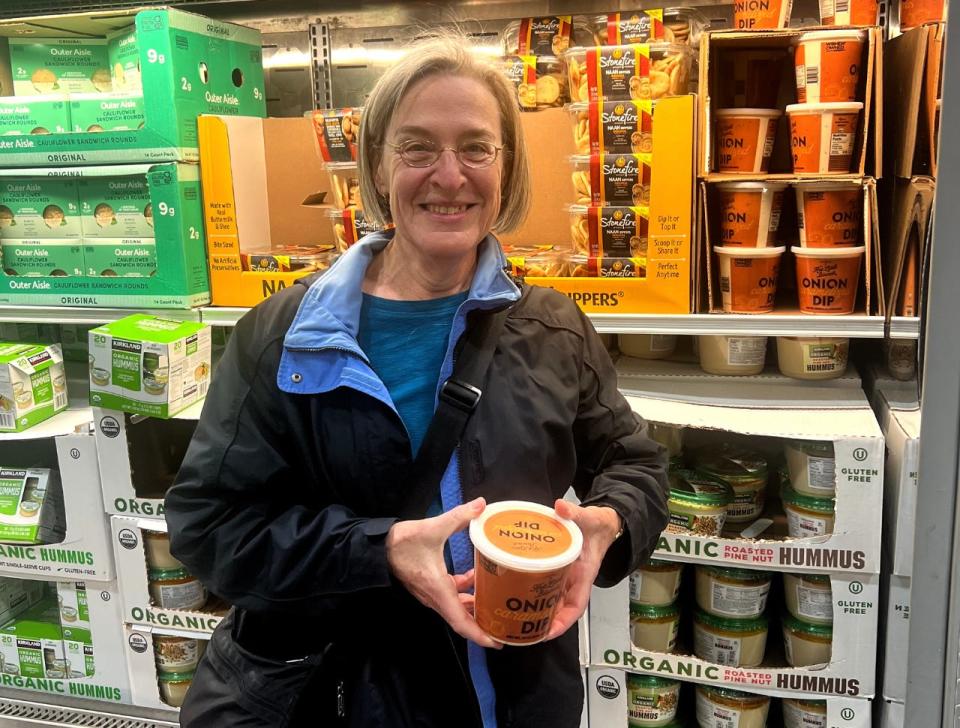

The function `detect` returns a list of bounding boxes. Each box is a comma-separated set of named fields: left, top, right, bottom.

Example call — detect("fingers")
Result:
left=545, top=572, right=591, bottom=640
left=452, top=569, right=475, bottom=593
left=433, top=584, right=501, bottom=649
left=554, top=498, right=581, bottom=522
left=437, top=497, right=486, bottom=538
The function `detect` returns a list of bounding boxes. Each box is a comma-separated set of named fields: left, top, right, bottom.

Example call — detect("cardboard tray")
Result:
left=124, top=623, right=206, bottom=712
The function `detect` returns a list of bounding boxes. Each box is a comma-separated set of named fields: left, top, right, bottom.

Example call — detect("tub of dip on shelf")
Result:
left=697, top=335, right=768, bottom=375
left=158, top=670, right=194, bottom=708
left=734, top=0, right=793, bottom=29
left=148, top=568, right=208, bottom=611
left=899, top=0, right=945, bottom=29
left=619, top=334, right=677, bottom=359
left=693, top=609, right=768, bottom=667
left=793, top=245, right=865, bottom=315
left=784, top=439, right=836, bottom=497
left=782, top=613, right=832, bottom=666
left=714, top=245, right=785, bottom=314
left=781, top=482, right=836, bottom=538
left=566, top=100, right=654, bottom=156
left=695, top=565, right=771, bottom=619
left=820, top=0, right=878, bottom=23
left=143, top=530, right=182, bottom=571
left=470, top=500, right=583, bottom=645
left=630, top=559, right=684, bottom=606
left=153, top=635, right=200, bottom=674
left=631, top=601, right=680, bottom=653
left=667, top=468, right=733, bottom=536
left=564, top=43, right=695, bottom=103
left=627, top=673, right=681, bottom=727
left=787, top=102, right=862, bottom=174
left=570, top=153, right=652, bottom=206
left=716, top=181, right=787, bottom=247
left=783, top=572, right=834, bottom=625
left=696, top=686, right=771, bottom=728
left=715, top=109, right=781, bottom=174
left=694, top=444, right=768, bottom=524
left=795, top=181, right=862, bottom=247
left=794, top=31, right=866, bottom=104
left=783, top=698, right=828, bottom=728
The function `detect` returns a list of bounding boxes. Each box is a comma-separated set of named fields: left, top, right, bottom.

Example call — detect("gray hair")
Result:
left=357, top=34, right=531, bottom=234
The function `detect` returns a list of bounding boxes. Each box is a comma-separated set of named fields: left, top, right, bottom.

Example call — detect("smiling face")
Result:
left=375, top=74, right=504, bottom=264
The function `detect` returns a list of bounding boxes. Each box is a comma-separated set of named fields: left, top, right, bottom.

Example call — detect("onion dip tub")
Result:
left=716, top=181, right=787, bottom=247
left=794, top=181, right=862, bottom=247
left=714, top=245, right=785, bottom=313
left=794, top=31, right=866, bottom=104
left=470, top=500, right=583, bottom=645
left=715, top=109, right=781, bottom=173
left=734, top=0, right=793, bottom=29
left=787, top=102, right=862, bottom=173
left=793, top=245, right=864, bottom=315
left=820, top=0, right=878, bottom=24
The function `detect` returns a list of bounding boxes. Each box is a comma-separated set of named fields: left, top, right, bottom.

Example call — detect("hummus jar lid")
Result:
left=669, top=468, right=734, bottom=506
left=694, top=444, right=768, bottom=482
left=694, top=608, right=768, bottom=633
left=631, top=601, right=680, bottom=620
left=470, top=500, right=583, bottom=572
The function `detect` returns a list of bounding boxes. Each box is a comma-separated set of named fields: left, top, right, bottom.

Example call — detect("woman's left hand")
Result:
left=544, top=499, right=622, bottom=641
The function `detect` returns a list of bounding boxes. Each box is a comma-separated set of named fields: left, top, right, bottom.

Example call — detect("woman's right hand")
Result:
left=386, top=497, right=501, bottom=649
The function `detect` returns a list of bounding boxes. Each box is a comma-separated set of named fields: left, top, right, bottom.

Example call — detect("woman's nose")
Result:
left=429, top=148, right=468, bottom=188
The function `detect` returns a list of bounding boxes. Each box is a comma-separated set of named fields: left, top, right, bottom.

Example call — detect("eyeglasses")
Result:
left=385, top=139, right=503, bottom=169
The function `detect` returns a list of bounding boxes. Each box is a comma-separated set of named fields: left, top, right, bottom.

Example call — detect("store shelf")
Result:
left=200, top=305, right=922, bottom=338
left=0, top=306, right=201, bottom=325
left=0, top=690, right=177, bottom=728
left=0, top=407, right=92, bottom=440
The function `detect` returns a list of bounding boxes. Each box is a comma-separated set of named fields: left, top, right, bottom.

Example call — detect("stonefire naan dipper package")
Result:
left=470, top=500, right=583, bottom=645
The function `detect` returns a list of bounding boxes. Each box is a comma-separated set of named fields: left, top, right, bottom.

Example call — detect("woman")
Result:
left=166, top=34, right=669, bottom=728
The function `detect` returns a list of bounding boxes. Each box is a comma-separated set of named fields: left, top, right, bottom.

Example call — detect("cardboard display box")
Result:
left=0, top=163, right=208, bottom=308
left=878, top=698, right=904, bottom=728
left=591, top=573, right=879, bottom=698
left=875, top=395, right=919, bottom=576
left=124, top=623, right=205, bottom=712
left=0, top=8, right=265, bottom=166
left=0, top=432, right=115, bottom=581
left=93, top=407, right=197, bottom=517
left=701, top=177, right=881, bottom=315
left=880, top=572, right=909, bottom=703
left=880, top=175, right=934, bottom=324
left=620, top=387, right=884, bottom=575
left=699, top=28, right=883, bottom=179
left=587, top=666, right=874, bottom=726
left=112, top=515, right=227, bottom=636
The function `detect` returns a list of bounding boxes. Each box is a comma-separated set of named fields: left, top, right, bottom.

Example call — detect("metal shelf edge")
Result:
left=0, top=306, right=202, bottom=325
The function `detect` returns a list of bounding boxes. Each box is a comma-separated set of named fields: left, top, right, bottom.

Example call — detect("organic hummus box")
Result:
left=0, top=96, right=70, bottom=136
left=83, top=239, right=155, bottom=277
left=88, top=314, right=212, bottom=418
left=78, top=175, right=153, bottom=238
left=69, top=92, right=145, bottom=132
left=56, top=582, right=90, bottom=630
left=0, top=178, right=81, bottom=239
left=2, top=240, right=85, bottom=277
left=0, top=601, right=66, bottom=679
left=9, top=38, right=111, bottom=95
left=0, top=468, right=65, bottom=546
left=61, top=624, right=94, bottom=678
left=0, top=343, right=68, bottom=432
left=0, top=578, right=48, bottom=627
left=107, top=26, right=141, bottom=93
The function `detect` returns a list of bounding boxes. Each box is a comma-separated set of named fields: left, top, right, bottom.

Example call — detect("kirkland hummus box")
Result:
left=78, top=175, right=152, bottom=238
left=0, top=600, right=65, bottom=679
left=88, top=315, right=211, bottom=418
left=0, top=343, right=68, bottom=432
left=0, top=96, right=70, bottom=136
left=106, top=27, right=141, bottom=93
left=69, top=93, right=145, bottom=133
left=9, top=38, right=111, bottom=95
left=0, top=178, right=81, bottom=238
left=2, top=240, right=85, bottom=277
left=0, top=467, right=65, bottom=545
left=56, top=581, right=90, bottom=630
left=83, top=239, right=156, bottom=277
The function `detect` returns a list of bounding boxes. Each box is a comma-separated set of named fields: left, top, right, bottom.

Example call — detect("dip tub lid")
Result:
left=470, top=500, right=583, bottom=572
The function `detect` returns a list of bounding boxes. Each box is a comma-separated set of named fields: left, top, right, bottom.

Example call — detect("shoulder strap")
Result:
left=399, top=305, right=511, bottom=520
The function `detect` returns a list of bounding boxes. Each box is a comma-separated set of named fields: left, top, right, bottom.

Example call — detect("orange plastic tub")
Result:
left=795, top=182, right=862, bottom=247
left=819, top=0, right=878, bottom=25
left=794, top=31, right=866, bottom=104
left=734, top=0, right=794, bottom=28
left=787, top=102, right=862, bottom=173
left=793, top=245, right=864, bottom=315
left=715, top=109, right=782, bottom=173
left=900, top=0, right=945, bottom=29
left=716, top=181, right=788, bottom=247
left=715, top=245, right=785, bottom=313
left=470, top=500, right=583, bottom=645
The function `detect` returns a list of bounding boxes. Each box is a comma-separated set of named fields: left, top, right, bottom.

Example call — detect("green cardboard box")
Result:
left=78, top=174, right=152, bottom=238
left=9, top=38, right=110, bottom=95
left=88, top=314, right=211, bottom=417
left=0, top=8, right=265, bottom=166
left=0, top=600, right=65, bottom=679
left=0, top=177, right=80, bottom=238
left=83, top=239, right=155, bottom=277
left=107, top=26, right=141, bottom=93
left=70, top=93, right=145, bottom=132
left=0, top=468, right=65, bottom=545
left=0, top=343, right=69, bottom=432
left=2, top=240, right=85, bottom=277
left=0, top=96, right=70, bottom=136
left=61, top=625, right=94, bottom=678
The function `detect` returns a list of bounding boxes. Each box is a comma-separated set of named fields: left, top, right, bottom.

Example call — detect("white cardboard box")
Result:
left=111, top=515, right=226, bottom=636
left=623, top=391, right=884, bottom=575
left=579, top=666, right=588, bottom=728
left=587, top=666, right=874, bottom=727
left=125, top=623, right=206, bottom=713
left=0, top=430, right=114, bottom=581
left=875, top=395, right=920, bottom=577
left=0, top=577, right=131, bottom=706
left=590, top=574, right=878, bottom=698
left=93, top=407, right=198, bottom=518
left=881, top=573, right=910, bottom=703
left=878, top=698, right=904, bottom=728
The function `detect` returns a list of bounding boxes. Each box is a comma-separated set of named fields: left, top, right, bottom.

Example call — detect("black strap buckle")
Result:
left=439, top=378, right=482, bottom=414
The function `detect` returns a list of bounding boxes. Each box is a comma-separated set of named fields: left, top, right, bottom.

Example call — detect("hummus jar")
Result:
left=143, top=530, right=183, bottom=571
left=153, top=635, right=200, bottom=674
left=694, top=444, right=768, bottom=524
left=158, top=670, right=194, bottom=708
left=696, top=686, right=771, bottom=728
left=667, top=468, right=733, bottom=536
left=695, top=566, right=771, bottom=619
left=619, top=334, right=677, bottom=359
left=693, top=609, right=768, bottom=667
left=783, top=573, right=833, bottom=625
left=784, top=440, right=836, bottom=497
left=715, top=109, right=781, bottom=174
left=782, top=698, right=828, bottom=728
left=148, top=568, right=208, bottom=611
left=697, top=335, right=767, bottom=376
left=627, top=674, right=680, bottom=726
left=781, top=484, right=836, bottom=538
left=470, top=500, right=583, bottom=645
left=776, top=336, right=849, bottom=380
left=782, top=613, right=833, bottom=666
left=630, top=559, right=684, bottom=606
left=631, top=602, right=680, bottom=653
